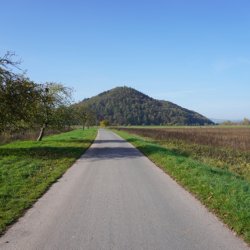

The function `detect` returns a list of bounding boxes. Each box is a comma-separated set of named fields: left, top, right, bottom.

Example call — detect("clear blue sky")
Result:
left=1, top=0, right=250, bottom=120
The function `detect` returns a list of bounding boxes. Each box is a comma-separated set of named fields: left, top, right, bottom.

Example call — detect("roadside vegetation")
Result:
left=0, top=51, right=98, bottom=235
left=114, top=127, right=250, bottom=243
left=117, top=127, right=250, bottom=180
left=0, top=128, right=97, bottom=235
left=0, top=52, right=96, bottom=144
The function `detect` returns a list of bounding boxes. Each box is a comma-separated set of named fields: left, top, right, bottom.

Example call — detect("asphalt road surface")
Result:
left=0, top=129, right=248, bottom=250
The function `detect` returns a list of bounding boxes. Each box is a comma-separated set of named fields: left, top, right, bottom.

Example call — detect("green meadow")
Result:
left=0, top=128, right=97, bottom=234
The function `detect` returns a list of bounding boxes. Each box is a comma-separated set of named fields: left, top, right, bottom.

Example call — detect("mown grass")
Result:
left=0, top=128, right=97, bottom=234
left=115, top=129, right=250, bottom=244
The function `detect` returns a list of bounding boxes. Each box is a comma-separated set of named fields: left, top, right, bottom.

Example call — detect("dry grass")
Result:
left=118, top=127, right=250, bottom=152
left=0, top=128, right=72, bottom=145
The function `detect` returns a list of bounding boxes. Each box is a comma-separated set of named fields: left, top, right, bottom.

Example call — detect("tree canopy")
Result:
left=0, top=52, right=77, bottom=141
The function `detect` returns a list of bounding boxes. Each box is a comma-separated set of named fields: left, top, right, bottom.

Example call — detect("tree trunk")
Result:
left=37, top=125, right=45, bottom=141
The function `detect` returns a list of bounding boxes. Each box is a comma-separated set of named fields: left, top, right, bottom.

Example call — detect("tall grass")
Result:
left=118, top=127, right=250, bottom=151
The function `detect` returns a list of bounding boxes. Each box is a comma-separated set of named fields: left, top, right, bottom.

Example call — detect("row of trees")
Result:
left=221, top=118, right=250, bottom=126
left=0, top=52, right=96, bottom=141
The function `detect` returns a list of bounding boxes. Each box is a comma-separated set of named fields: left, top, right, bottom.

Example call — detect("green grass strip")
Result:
left=115, top=130, right=250, bottom=244
left=0, top=128, right=97, bottom=234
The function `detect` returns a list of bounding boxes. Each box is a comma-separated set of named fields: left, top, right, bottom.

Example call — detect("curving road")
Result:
left=0, top=129, right=248, bottom=250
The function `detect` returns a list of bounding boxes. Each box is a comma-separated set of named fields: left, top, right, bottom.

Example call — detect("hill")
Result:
left=76, top=86, right=214, bottom=125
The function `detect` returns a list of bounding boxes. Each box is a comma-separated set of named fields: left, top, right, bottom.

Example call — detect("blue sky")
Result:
left=1, top=0, right=250, bottom=120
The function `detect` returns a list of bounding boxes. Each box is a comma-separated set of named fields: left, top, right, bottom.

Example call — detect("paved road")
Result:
left=0, top=129, right=248, bottom=250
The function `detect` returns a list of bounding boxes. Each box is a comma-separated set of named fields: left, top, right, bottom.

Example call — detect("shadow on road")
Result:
left=83, top=146, right=143, bottom=160
left=93, top=140, right=127, bottom=144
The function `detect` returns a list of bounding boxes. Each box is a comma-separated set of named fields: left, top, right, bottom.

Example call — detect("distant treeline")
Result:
left=0, top=52, right=95, bottom=142
left=220, top=118, right=250, bottom=126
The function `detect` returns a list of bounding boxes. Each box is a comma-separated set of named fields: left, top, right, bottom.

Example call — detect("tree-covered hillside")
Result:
left=76, top=87, right=213, bottom=125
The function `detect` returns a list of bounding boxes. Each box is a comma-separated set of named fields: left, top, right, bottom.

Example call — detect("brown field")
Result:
left=117, top=127, right=250, bottom=152
left=116, top=126, right=250, bottom=180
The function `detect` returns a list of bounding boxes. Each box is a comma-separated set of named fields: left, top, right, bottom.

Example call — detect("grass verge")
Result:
left=0, top=128, right=97, bottom=234
left=114, top=129, right=250, bottom=244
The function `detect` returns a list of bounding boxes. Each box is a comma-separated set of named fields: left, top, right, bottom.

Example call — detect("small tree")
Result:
left=0, top=52, right=74, bottom=140
left=52, top=105, right=75, bottom=130
left=100, top=120, right=109, bottom=127
left=76, top=106, right=88, bottom=130
left=75, top=106, right=96, bottom=129
left=242, top=118, right=250, bottom=126
left=35, top=83, right=72, bottom=141
left=85, top=109, right=96, bottom=128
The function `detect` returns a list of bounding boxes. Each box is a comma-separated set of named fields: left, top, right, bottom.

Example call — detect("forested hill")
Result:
left=76, top=86, right=214, bottom=125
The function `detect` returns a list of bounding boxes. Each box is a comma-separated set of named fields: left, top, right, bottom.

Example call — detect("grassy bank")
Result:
left=0, top=128, right=97, bottom=234
left=116, top=127, right=250, bottom=181
left=115, top=129, right=250, bottom=244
